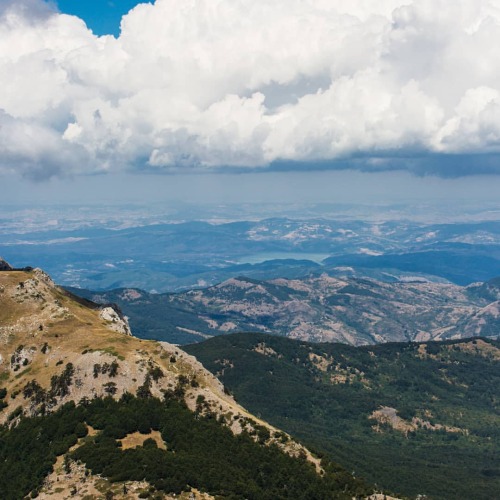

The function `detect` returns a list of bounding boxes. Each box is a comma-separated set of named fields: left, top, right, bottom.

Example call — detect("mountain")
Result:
left=186, top=332, right=500, bottom=500
left=0, top=265, right=373, bottom=499
left=467, top=276, right=500, bottom=302
left=323, top=248, right=500, bottom=286
left=3, top=217, right=500, bottom=292
left=0, top=257, right=12, bottom=271
left=69, top=275, right=500, bottom=346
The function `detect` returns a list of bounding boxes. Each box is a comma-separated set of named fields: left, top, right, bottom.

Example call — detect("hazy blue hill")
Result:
left=186, top=333, right=500, bottom=500
left=324, top=250, right=500, bottom=285
left=4, top=217, right=500, bottom=291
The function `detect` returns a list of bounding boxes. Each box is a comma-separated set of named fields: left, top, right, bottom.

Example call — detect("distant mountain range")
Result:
left=68, top=274, right=500, bottom=345
left=3, top=217, right=500, bottom=292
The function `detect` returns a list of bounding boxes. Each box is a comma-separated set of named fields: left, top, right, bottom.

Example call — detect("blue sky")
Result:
left=1, top=0, right=500, bottom=209
left=55, top=0, right=143, bottom=36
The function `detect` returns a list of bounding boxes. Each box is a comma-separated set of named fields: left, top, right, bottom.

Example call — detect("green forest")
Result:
left=0, top=393, right=372, bottom=500
left=186, top=334, right=500, bottom=500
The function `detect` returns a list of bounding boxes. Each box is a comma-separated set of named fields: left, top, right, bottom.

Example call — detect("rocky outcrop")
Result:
left=370, top=406, right=465, bottom=437
left=98, top=306, right=132, bottom=335
left=0, top=257, right=12, bottom=271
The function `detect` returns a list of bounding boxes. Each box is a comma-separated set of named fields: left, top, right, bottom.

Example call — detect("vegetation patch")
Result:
left=21, top=362, right=75, bottom=413
left=0, top=388, right=7, bottom=411
left=83, top=347, right=125, bottom=361
left=0, top=395, right=371, bottom=500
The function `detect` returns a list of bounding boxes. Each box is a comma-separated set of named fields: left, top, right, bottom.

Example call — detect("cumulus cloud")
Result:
left=1, top=0, right=500, bottom=179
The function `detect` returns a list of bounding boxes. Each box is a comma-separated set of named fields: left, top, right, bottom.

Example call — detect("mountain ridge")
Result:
left=68, top=274, right=500, bottom=345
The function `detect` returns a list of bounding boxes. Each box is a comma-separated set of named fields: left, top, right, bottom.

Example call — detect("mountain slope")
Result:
left=0, top=267, right=372, bottom=499
left=186, top=333, right=500, bottom=500
left=70, top=274, right=499, bottom=346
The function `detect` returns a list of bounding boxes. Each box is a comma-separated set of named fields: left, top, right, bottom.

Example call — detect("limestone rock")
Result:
left=99, top=306, right=132, bottom=336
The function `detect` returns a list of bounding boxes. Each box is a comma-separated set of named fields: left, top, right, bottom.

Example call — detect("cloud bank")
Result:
left=1, top=0, right=500, bottom=179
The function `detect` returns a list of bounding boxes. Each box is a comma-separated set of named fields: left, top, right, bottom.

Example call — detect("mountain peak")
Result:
left=0, top=257, right=12, bottom=271
left=0, top=269, right=231, bottom=422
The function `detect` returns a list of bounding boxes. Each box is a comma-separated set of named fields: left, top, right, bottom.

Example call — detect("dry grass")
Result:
left=120, top=430, right=167, bottom=450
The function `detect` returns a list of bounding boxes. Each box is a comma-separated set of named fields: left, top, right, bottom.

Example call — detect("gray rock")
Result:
left=0, top=257, right=13, bottom=271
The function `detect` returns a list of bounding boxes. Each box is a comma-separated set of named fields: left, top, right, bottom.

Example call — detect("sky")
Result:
left=54, top=1, right=143, bottom=37
left=1, top=0, right=500, bottom=209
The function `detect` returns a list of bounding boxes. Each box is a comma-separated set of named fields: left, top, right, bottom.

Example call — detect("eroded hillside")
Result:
left=72, top=274, right=500, bottom=345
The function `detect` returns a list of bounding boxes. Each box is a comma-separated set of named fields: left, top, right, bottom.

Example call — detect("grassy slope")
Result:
left=186, top=333, right=500, bottom=500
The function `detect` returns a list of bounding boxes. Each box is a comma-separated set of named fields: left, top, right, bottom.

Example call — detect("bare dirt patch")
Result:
left=120, top=430, right=167, bottom=450
left=370, top=406, right=466, bottom=437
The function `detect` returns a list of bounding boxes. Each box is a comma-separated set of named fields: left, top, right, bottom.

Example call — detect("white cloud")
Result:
left=1, top=0, right=500, bottom=179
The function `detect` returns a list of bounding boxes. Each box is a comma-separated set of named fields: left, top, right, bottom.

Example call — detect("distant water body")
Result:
left=236, top=253, right=330, bottom=264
